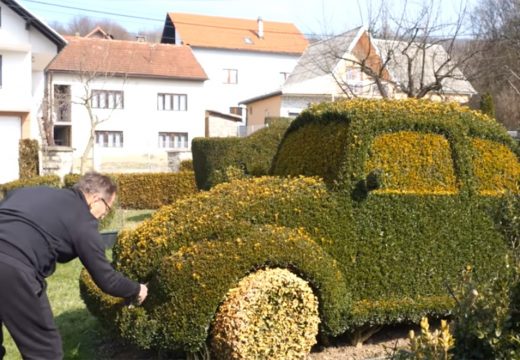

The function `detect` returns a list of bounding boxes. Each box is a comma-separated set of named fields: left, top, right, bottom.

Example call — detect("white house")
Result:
left=0, top=0, right=66, bottom=183
left=161, top=13, right=308, bottom=120
left=45, top=35, right=207, bottom=174
left=240, top=27, right=477, bottom=128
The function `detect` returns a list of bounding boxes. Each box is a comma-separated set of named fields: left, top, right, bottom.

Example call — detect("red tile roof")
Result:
left=47, top=36, right=207, bottom=81
left=165, top=13, right=308, bottom=54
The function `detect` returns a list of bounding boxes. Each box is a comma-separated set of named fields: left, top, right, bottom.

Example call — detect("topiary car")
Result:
left=80, top=99, right=520, bottom=358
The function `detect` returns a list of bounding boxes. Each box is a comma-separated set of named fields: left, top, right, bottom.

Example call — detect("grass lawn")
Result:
left=2, top=209, right=155, bottom=360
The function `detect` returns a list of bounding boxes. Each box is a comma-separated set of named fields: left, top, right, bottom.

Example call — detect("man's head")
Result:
left=74, top=172, right=117, bottom=219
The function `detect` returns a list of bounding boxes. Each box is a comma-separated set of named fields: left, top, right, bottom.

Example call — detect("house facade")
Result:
left=0, top=0, right=66, bottom=183
left=241, top=27, right=477, bottom=128
left=45, top=36, right=207, bottom=175
left=161, top=13, right=308, bottom=118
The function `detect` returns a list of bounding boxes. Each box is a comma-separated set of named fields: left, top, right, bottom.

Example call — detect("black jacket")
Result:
left=0, top=186, right=140, bottom=299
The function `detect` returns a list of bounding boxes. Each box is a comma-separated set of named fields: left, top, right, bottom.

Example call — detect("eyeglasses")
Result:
left=100, top=197, right=112, bottom=215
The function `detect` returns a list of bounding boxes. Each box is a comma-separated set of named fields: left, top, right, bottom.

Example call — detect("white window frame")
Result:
left=223, top=68, right=238, bottom=84
left=157, top=93, right=188, bottom=111
left=91, top=90, right=124, bottom=109
left=95, top=130, right=124, bottom=148
left=158, top=132, right=189, bottom=149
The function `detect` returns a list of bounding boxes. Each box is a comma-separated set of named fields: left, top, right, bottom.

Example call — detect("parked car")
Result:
left=80, top=99, right=520, bottom=358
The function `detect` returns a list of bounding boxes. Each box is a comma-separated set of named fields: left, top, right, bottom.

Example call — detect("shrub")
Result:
left=115, top=172, right=197, bottom=209
left=0, top=174, right=61, bottom=198
left=179, top=159, right=193, bottom=172
left=81, top=99, right=519, bottom=355
left=64, top=172, right=197, bottom=209
left=451, top=266, right=520, bottom=360
left=192, top=120, right=290, bottom=190
left=85, top=224, right=351, bottom=352
left=394, top=317, right=454, bottom=360
left=271, top=98, right=519, bottom=194
left=210, top=268, right=320, bottom=360
left=19, top=139, right=39, bottom=179
left=480, top=92, right=496, bottom=118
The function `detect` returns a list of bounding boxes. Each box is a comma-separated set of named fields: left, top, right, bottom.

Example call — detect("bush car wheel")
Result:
left=210, top=268, right=320, bottom=359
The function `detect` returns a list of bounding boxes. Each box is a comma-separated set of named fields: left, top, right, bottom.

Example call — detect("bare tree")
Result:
left=46, top=39, right=128, bottom=174
left=50, top=15, right=133, bottom=40
left=314, top=0, right=479, bottom=101
left=470, top=0, right=520, bottom=129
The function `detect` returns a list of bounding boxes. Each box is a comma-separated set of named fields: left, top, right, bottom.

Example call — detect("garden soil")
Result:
left=101, top=324, right=412, bottom=359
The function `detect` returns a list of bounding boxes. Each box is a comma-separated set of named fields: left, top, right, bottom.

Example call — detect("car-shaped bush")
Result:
left=80, top=99, right=520, bottom=358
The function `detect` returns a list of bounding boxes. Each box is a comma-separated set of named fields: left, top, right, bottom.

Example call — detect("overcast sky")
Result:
left=19, top=0, right=477, bottom=37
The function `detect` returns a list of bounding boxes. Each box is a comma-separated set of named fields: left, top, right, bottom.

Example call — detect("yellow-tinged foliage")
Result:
left=366, top=131, right=458, bottom=194
left=210, top=268, right=320, bottom=360
left=471, top=138, right=520, bottom=195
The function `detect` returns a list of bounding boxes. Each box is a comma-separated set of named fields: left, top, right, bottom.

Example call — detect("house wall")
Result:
left=280, top=95, right=334, bottom=118
left=246, top=95, right=282, bottom=127
left=49, top=73, right=206, bottom=173
left=206, top=114, right=240, bottom=137
left=193, top=48, right=298, bottom=114
left=0, top=2, right=61, bottom=182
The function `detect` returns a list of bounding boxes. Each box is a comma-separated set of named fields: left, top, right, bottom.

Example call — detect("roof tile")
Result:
left=167, top=13, right=308, bottom=54
left=47, top=36, right=207, bottom=80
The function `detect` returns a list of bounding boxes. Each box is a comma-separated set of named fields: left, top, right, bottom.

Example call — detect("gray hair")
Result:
left=73, top=172, right=117, bottom=200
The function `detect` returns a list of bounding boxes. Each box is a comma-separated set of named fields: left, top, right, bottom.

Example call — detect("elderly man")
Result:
left=0, top=172, right=147, bottom=359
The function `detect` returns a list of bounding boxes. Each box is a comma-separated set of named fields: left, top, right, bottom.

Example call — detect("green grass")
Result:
left=2, top=209, right=155, bottom=360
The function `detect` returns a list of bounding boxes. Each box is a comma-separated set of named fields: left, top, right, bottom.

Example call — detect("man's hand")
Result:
left=136, top=283, right=148, bottom=304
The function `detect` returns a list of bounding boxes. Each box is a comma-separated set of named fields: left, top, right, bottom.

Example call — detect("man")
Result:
left=0, top=172, right=148, bottom=359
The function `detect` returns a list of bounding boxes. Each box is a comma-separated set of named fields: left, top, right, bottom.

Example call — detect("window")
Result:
left=158, top=132, right=188, bottom=149
left=54, top=85, right=71, bottom=122
left=91, top=90, right=124, bottom=109
left=223, top=69, right=238, bottom=84
left=345, top=68, right=361, bottom=82
left=95, top=131, right=124, bottom=148
left=157, top=93, right=187, bottom=111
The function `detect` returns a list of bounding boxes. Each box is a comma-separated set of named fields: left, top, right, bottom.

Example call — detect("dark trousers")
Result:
left=0, top=257, right=62, bottom=360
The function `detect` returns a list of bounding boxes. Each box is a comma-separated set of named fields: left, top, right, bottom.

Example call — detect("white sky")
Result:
left=19, top=0, right=477, bottom=37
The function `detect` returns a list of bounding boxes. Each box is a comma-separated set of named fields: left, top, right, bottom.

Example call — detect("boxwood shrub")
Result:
left=64, top=172, right=197, bottom=209
left=80, top=99, right=519, bottom=354
left=19, top=139, right=39, bottom=179
left=192, top=119, right=290, bottom=190
left=0, top=174, right=61, bottom=198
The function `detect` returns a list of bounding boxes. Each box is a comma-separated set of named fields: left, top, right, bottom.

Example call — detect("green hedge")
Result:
left=117, top=225, right=350, bottom=352
left=19, top=139, right=39, bottom=179
left=80, top=99, right=519, bottom=353
left=271, top=99, right=519, bottom=195
left=64, top=172, right=197, bottom=209
left=0, top=175, right=61, bottom=198
left=192, top=119, right=290, bottom=190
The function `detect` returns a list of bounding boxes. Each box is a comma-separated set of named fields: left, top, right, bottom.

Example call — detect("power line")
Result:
left=20, top=0, right=321, bottom=38
left=23, top=0, right=164, bottom=22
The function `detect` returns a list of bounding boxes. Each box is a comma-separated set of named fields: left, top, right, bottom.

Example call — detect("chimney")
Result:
left=257, top=16, right=264, bottom=39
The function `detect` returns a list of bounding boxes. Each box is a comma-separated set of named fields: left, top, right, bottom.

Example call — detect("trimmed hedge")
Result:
left=64, top=172, right=197, bottom=209
left=115, top=172, right=197, bottom=209
left=82, top=224, right=350, bottom=352
left=0, top=175, right=61, bottom=198
left=271, top=98, right=519, bottom=195
left=192, top=120, right=290, bottom=190
left=80, top=99, right=520, bottom=354
left=210, top=268, right=320, bottom=359
left=19, top=139, right=39, bottom=179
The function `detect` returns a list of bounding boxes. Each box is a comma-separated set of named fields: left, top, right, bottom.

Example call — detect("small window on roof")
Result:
left=244, top=36, right=253, bottom=45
